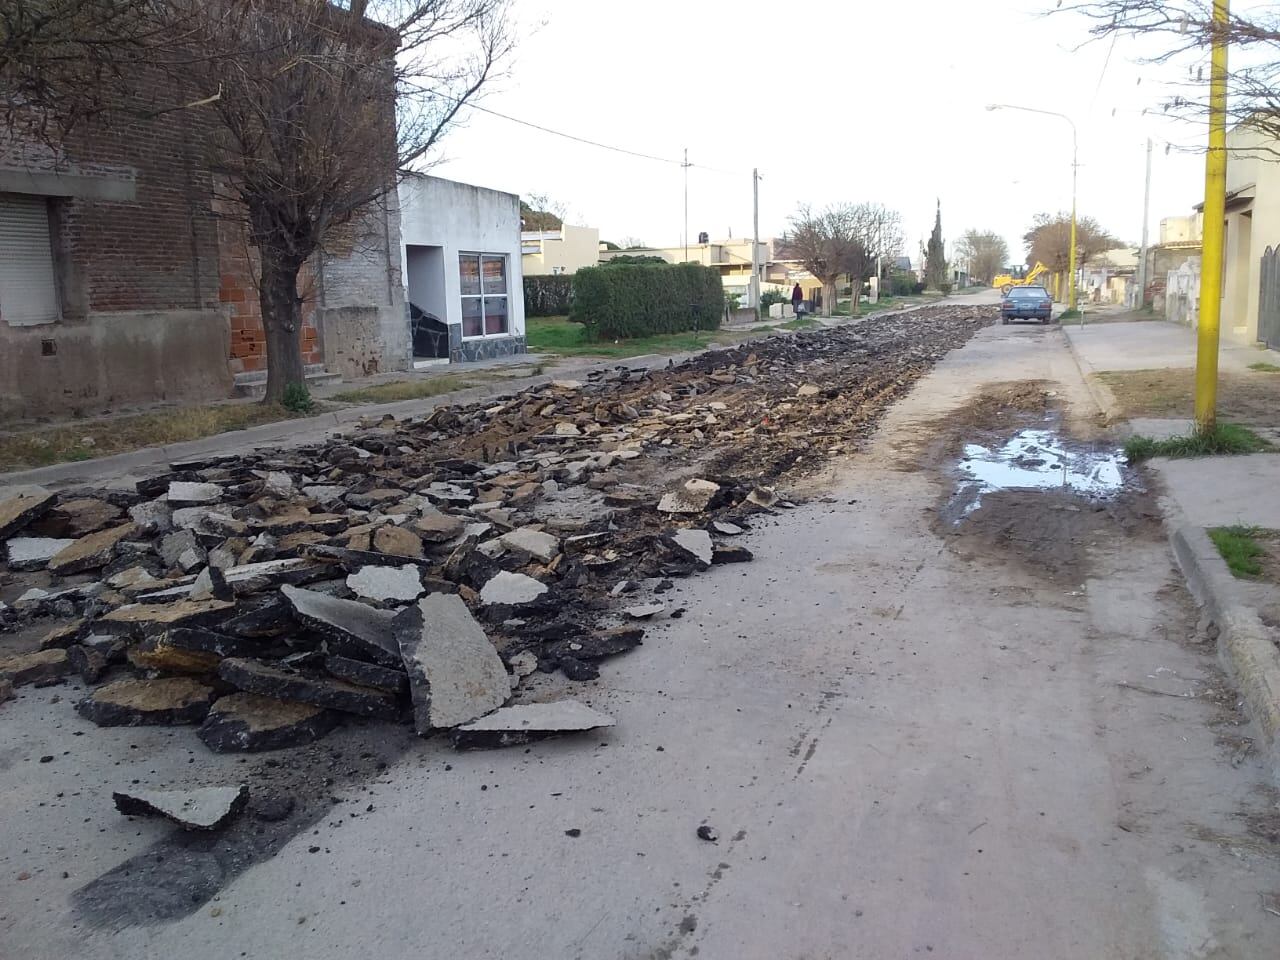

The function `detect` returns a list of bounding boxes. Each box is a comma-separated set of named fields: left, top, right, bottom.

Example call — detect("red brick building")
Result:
left=0, top=90, right=405, bottom=418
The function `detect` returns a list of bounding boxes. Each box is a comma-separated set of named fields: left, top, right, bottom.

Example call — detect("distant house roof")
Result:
left=893, top=257, right=912, bottom=271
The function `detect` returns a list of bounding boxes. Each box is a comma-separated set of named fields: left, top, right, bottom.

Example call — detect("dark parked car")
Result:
left=1001, top=285, right=1053, bottom=324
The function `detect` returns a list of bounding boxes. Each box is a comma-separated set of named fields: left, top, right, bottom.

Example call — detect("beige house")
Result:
left=521, top=225, right=600, bottom=276
left=1198, top=122, right=1280, bottom=343
left=598, top=238, right=772, bottom=307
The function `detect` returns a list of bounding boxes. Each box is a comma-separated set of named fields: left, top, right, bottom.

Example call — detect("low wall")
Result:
left=320, top=304, right=410, bottom=380
left=0, top=310, right=234, bottom=419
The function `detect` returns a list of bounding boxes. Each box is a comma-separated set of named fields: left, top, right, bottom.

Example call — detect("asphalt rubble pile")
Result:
left=0, top=305, right=993, bottom=772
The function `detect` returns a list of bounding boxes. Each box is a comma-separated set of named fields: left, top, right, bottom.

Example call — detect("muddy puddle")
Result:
left=949, top=428, right=1128, bottom=521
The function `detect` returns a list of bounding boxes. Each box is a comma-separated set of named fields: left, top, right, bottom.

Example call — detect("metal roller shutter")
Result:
left=0, top=194, right=59, bottom=326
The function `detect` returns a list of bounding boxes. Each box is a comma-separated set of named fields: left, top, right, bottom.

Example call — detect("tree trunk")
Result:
left=851, top=287, right=862, bottom=315
left=821, top=280, right=836, bottom=318
left=259, top=251, right=307, bottom=405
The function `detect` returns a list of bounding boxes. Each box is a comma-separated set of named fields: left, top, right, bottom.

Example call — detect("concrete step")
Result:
left=233, top=365, right=341, bottom=400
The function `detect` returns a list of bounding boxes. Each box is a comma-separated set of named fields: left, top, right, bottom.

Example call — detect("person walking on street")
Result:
left=791, top=282, right=804, bottom=317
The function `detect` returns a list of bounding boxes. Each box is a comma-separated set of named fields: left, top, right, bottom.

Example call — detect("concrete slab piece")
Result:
left=166, top=481, right=223, bottom=504
left=0, top=486, right=53, bottom=539
left=346, top=564, right=424, bottom=603
left=113, top=785, right=248, bottom=830
left=5, top=536, right=75, bottom=571
left=77, top=677, right=217, bottom=726
left=1152, top=453, right=1280, bottom=528
left=47, top=523, right=135, bottom=575
left=449, top=699, right=616, bottom=750
left=393, top=593, right=509, bottom=733
left=658, top=479, right=720, bottom=515
left=217, top=658, right=398, bottom=719
left=198, top=693, right=338, bottom=753
left=479, top=571, right=549, bottom=606
left=669, top=529, right=713, bottom=567
left=499, top=527, right=560, bottom=562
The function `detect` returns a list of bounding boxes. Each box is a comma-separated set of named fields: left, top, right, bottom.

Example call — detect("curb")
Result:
left=1167, top=515, right=1280, bottom=779
left=1060, top=326, right=1125, bottom=424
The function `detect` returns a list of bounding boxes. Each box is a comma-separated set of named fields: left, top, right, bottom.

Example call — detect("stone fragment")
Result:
left=301, top=485, right=347, bottom=504
left=128, top=501, right=174, bottom=534
left=166, top=481, right=223, bottom=504
left=554, top=422, right=581, bottom=437
left=565, top=532, right=610, bottom=555
left=0, top=648, right=70, bottom=687
left=546, top=627, right=644, bottom=662
left=280, top=585, right=399, bottom=668
left=712, top=521, right=745, bottom=536
left=450, top=700, right=616, bottom=750
left=39, top=619, right=85, bottom=649
left=393, top=594, right=508, bottom=733
left=159, top=530, right=204, bottom=570
left=558, top=656, right=599, bottom=681
left=68, top=643, right=111, bottom=684
left=113, top=785, right=247, bottom=830
left=261, top=471, right=295, bottom=498
left=323, top=655, right=408, bottom=695
left=127, top=635, right=221, bottom=675
left=218, top=658, right=397, bottom=718
left=6, top=536, right=75, bottom=571
left=414, top=511, right=465, bottom=543
left=657, top=479, right=721, bottom=515
left=77, top=677, right=217, bottom=726
left=479, top=571, right=549, bottom=606
left=797, top=384, right=821, bottom=397
left=746, top=486, right=779, bottom=508
left=189, top=565, right=233, bottom=602
left=372, top=524, right=424, bottom=559
left=623, top=603, right=664, bottom=620
left=712, top=545, right=755, bottom=564
left=669, top=529, right=714, bottom=567
left=508, top=650, right=538, bottom=677
left=499, top=527, right=560, bottom=563
left=346, top=565, right=424, bottom=603
left=50, top=498, right=123, bottom=536
left=107, top=565, right=161, bottom=590
left=198, top=694, right=338, bottom=753
left=171, top=506, right=241, bottom=534
left=48, top=523, right=135, bottom=575
left=0, top=488, right=53, bottom=539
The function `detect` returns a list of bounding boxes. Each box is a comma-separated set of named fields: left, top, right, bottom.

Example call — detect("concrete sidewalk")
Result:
left=1062, top=316, right=1280, bottom=777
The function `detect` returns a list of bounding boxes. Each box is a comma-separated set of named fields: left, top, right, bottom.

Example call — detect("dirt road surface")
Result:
left=4, top=302, right=1279, bottom=959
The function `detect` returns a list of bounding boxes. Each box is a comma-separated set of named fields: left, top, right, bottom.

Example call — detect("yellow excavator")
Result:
left=993, top=261, right=1048, bottom=295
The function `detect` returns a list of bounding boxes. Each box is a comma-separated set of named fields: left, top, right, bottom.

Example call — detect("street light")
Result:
left=987, top=103, right=1079, bottom=312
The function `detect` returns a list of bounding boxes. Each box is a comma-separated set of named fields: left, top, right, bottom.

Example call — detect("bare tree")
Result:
left=954, top=230, right=1010, bottom=285
left=1061, top=2, right=1280, bottom=146
left=620, top=236, right=647, bottom=250
left=784, top=203, right=901, bottom=317
left=3, top=0, right=513, bottom=404
left=1023, top=212, right=1122, bottom=275
left=170, top=0, right=513, bottom=402
left=522, top=193, right=566, bottom=231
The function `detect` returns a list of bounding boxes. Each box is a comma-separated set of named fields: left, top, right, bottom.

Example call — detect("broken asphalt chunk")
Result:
left=346, top=564, right=424, bottom=603
left=198, top=693, right=339, bottom=753
left=0, top=487, right=54, bottom=539
left=712, top=545, right=754, bottom=564
left=499, top=526, right=560, bottom=563
left=48, top=523, right=135, bottom=575
left=77, top=677, right=217, bottom=726
left=393, top=593, right=509, bottom=733
left=0, top=648, right=70, bottom=687
left=113, top=785, right=247, bottom=830
left=657, top=478, right=721, bottom=515
left=449, top=700, right=616, bottom=750
left=280, top=584, right=399, bottom=668
left=166, top=481, right=224, bottom=505
left=323, top=655, right=408, bottom=696
left=5, top=536, right=75, bottom=571
left=668, top=529, right=713, bottom=568
left=218, top=658, right=398, bottom=719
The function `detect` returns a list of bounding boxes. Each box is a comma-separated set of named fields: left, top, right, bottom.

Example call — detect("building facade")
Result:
left=521, top=224, right=599, bottom=276
left=399, top=173, right=526, bottom=363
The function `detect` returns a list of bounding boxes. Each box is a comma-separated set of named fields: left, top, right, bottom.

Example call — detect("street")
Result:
left=4, top=296, right=1280, bottom=959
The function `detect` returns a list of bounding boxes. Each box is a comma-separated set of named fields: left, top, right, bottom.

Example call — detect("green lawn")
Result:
left=525, top=316, right=740, bottom=358
left=1123, top=422, right=1269, bottom=462
left=1208, top=526, right=1267, bottom=578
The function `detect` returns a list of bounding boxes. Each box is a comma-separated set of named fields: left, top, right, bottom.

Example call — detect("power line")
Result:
left=426, top=88, right=744, bottom=175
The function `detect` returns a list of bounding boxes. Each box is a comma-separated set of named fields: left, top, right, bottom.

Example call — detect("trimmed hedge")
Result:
left=523, top=275, right=574, bottom=317
left=569, top=262, right=723, bottom=339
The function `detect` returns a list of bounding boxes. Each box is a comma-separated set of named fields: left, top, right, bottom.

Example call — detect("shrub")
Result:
left=523, top=275, right=574, bottom=317
left=890, top=272, right=919, bottom=297
left=282, top=382, right=314, bottom=413
left=760, top=290, right=787, bottom=311
left=602, top=254, right=667, bottom=266
left=940, top=282, right=953, bottom=295
left=570, top=262, right=724, bottom=339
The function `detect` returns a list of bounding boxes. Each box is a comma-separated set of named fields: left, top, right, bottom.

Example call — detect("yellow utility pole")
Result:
left=1195, top=0, right=1230, bottom=432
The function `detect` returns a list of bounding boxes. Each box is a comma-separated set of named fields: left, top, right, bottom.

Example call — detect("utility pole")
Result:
left=1196, top=0, right=1230, bottom=432
left=1137, top=138, right=1153, bottom=309
left=682, top=148, right=689, bottom=263
left=750, top=168, right=761, bottom=317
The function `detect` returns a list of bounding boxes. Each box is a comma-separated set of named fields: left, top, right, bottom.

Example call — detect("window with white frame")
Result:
left=459, top=253, right=508, bottom=338
left=0, top=193, right=60, bottom=327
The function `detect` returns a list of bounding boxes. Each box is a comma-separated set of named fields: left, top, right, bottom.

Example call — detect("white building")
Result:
left=398, top=172, right=526, bottom=364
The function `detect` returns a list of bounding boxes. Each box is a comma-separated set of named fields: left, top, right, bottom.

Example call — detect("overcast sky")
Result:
left=428, top=0, right=1218, bottom=266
